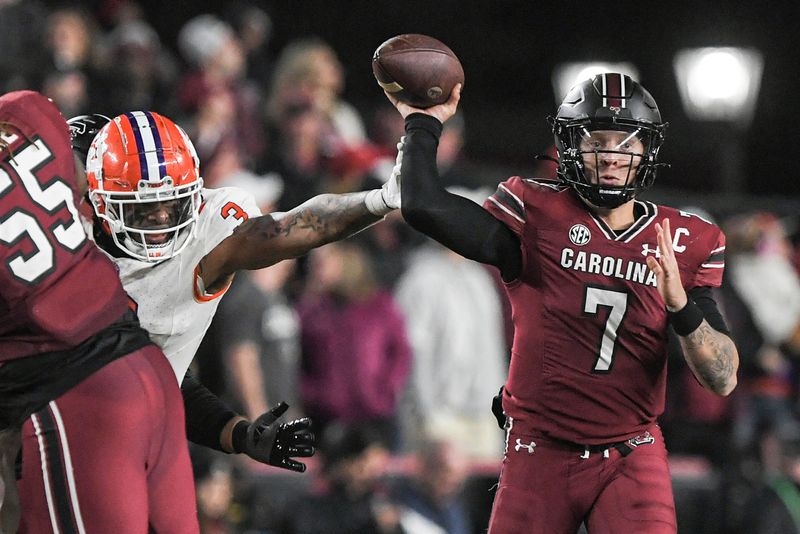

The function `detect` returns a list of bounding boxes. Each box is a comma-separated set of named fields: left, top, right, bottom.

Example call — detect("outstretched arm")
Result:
left=201, top=190, right=391, bottom=290
left=646, top=218, right=739, bottom=395
left=389, top=86, right=522, bottom=281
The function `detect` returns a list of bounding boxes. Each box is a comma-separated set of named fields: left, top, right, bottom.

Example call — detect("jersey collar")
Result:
left=587, top=200, right=658, bottom=243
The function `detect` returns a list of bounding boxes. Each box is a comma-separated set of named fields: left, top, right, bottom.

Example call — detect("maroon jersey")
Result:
left=484, top=177, right=725, bottom=444
left=0, top=91, right=129, bottom=360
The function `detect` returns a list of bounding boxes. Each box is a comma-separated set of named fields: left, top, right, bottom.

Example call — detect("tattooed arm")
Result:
left=678, top=320, right=739, bottom=396
left=200, top=192, right=384, bottom=291
left=646, top=218, right=739, bottom=396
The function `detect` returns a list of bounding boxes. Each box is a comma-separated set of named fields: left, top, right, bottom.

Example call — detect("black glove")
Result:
left=491, top=386, right=507, bottom=430
left=231, top=402, right=315, bottom=472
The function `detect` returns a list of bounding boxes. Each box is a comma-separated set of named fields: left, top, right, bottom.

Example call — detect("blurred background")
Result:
left=5, top=0, right=800, bottom=532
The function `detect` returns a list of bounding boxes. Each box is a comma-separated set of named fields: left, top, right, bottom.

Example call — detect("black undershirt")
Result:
left=0, top=310, right=151, bottom=429
left=181, top=370, right=237, bottom=451
left=400, top=113, right=729, bottom=335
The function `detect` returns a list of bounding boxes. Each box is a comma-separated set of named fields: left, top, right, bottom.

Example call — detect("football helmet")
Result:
left=85, top=111, right=203, bottom=262
left=67, top=113, right=111, bottom=163
left=550, top=73, right=667, bottom=208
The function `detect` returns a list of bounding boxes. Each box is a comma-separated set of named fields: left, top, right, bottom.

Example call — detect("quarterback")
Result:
left=388, top=74, right=739, bottom=533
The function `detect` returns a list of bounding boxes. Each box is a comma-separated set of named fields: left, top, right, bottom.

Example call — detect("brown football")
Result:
left=372, top=34, right=464, bottom=108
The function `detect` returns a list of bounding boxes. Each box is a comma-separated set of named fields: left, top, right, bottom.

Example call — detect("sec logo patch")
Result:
left=569, top=224, right=591, bottom=246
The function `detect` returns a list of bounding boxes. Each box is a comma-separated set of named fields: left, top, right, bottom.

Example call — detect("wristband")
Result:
left=231, top=420, right=249, bottom=454
left=668, top=300, right=705, bottom=336
left=365, top=189, right=392, bottom=216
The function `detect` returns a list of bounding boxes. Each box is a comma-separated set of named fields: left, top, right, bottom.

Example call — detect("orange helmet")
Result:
left=86, top=111, right=203, bottom=262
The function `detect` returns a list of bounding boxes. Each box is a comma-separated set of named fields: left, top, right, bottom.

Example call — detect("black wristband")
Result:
left=669, top=300, right=705, bottom=336
left=231, top=420, right=249, bottom=454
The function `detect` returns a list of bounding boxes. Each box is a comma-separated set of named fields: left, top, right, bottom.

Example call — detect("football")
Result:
left=372, top=34, right=464, bottom=108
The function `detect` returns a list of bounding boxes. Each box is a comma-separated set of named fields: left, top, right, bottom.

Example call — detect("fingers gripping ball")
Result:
left=373, top=34, right=464, bottom=108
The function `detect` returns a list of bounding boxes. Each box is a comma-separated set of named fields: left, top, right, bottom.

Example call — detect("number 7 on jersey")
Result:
left=583, top=286, right=629, bottom=373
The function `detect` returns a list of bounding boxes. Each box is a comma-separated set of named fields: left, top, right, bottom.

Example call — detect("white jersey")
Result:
left=106, top=187, right=261, bottom=381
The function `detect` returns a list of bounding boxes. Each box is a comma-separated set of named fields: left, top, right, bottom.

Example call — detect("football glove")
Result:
left=365, top=136, right=405, bottom=215
left=232, top=402, right=315, bottom=472
left=491, top=386, right=507, bottom=430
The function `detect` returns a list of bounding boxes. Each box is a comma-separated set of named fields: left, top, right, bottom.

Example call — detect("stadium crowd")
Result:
left=2, top=1, right=800, bottom=532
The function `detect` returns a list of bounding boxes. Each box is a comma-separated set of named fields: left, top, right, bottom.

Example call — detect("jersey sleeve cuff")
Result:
left=405, top=113, right=444, bottom=139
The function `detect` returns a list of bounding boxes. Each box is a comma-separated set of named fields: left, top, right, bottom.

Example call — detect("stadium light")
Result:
left=673, top=47, right=763, bottom=128
left=552, top=62, right=640, bottom=103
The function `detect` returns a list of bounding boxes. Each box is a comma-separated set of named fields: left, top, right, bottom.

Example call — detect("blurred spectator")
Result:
left=280, top=422, right=404, bottom=534
left=261, top=98, right=331, bottom=210
left=434, top=111, right=487, bottom=191
left=41, top=69, right=89, bottom=118
left=263, top=37, right=369, bottom=210
left=98, top=18, right=179, bottom=115
left=297, top=241, right=412, bottom=450
left=721, top=212, right=800, bottom=457
left=204, top=258, right=301, bottom=422
left=192, top=450, right=238, bottom=534
left=41, top=7, right=105, bottom=116
left=45, top=8, right=97, bottom=72
left=394, top=189, right=507, bottom=459
left=392, top=439, right=472, bottom=534
left=740, top=433, right=800, bottom=533
left=177, top=13, right=266, bottom=184
left=0, top=0, right=47, bottom=92
left=266, top=37, right=365, bottom=145
left=223, top=0, right=274, bottom=87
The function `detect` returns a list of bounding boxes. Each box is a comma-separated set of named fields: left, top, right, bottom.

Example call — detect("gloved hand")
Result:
left=491, top=386, right=507, bottom=430
left=365, top=136, right=405, bottom=215
left=231, top=402, right=315, bottom=472
left=382, top=136, right=405, bottom=210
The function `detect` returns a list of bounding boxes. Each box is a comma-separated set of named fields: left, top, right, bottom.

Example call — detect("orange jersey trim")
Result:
left=193, top=264, right=232, bottom=303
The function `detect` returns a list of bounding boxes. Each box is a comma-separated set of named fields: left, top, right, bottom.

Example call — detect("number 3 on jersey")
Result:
left=583, top=286, right=629, bottom=373
left=0, top=138, right=86, bottom=283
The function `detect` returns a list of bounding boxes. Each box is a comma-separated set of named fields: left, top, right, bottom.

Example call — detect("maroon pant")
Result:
left=17, top=345, right=199, bottom=533
left=488, top=422, right=676, bottom=534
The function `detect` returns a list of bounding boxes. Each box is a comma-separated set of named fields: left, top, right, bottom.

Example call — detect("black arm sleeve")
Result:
left=181, top=370, right=238, bottom=452
left=400, top=113, right=523, bottom=281
left=687, top=286, right=731, bottom=336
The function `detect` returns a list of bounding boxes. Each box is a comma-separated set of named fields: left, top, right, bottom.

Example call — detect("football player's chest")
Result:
left=529, top=217, right=670, bottom=323
left=117, top=256, right=205, bottom=335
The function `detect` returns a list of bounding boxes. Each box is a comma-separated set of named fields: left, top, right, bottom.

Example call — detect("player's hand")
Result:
left=385, top=83, right=462, bottom=124
left=491, top=386, right=507, bottom=430
left=645, top=218, right=688, bottom=312
left=381, top=136, right=405, bottom=210
left=233, top=402, right=315, bottom=472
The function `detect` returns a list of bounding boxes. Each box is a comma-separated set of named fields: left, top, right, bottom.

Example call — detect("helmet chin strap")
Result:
left=575, top=184, right=634, bottom=209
